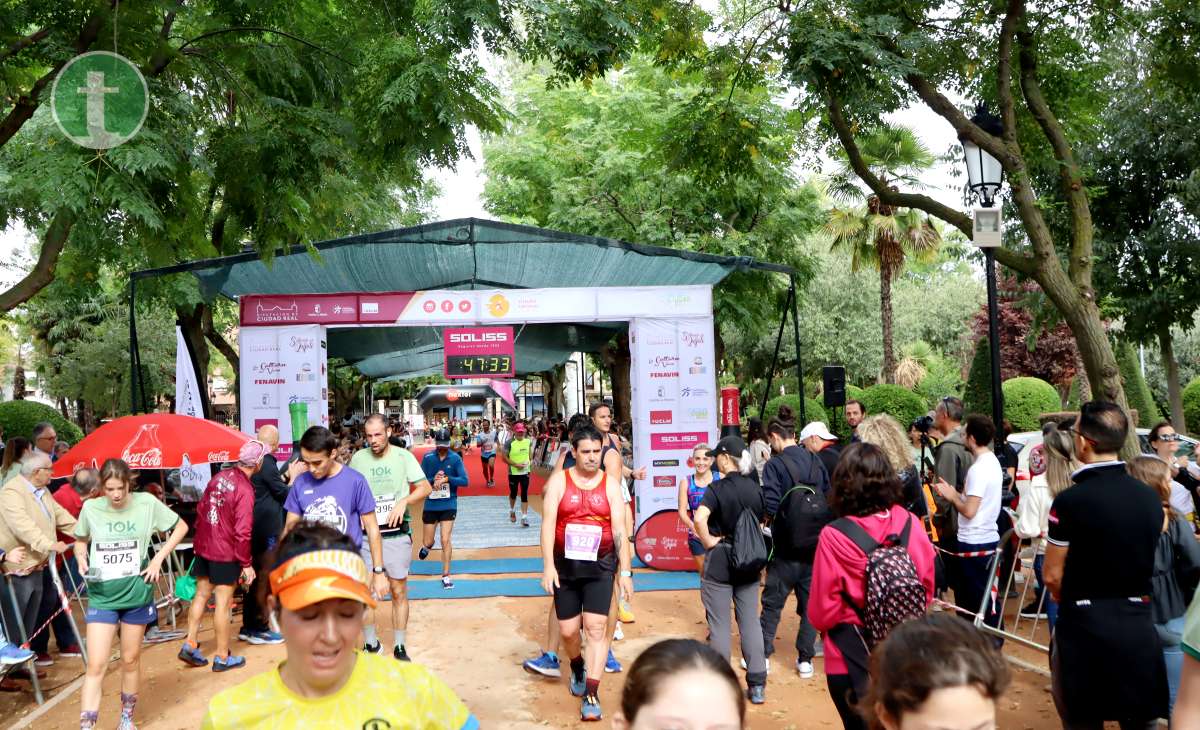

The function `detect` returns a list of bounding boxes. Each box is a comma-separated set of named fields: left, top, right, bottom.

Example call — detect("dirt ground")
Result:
left=2, top=485, right=1067, bottom=728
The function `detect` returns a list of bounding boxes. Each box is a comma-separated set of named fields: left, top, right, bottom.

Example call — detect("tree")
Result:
left=825, top=127, right=941, bottom=384
left=963, top=337, right=994, bottom=417
left=970, top=276, right=1080, bottom=396
left=1114, top=340, right=1161, bottom=427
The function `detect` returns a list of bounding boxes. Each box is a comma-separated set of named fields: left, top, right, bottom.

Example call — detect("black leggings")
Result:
left=827, top=674, right=868, bottom=730
left=509, top=473, right=530, bottom=502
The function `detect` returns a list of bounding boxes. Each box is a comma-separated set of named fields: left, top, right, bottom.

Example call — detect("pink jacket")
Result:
left=808, top=505, right=936, bottom=674
left=194, top=468, right=254, bottom=567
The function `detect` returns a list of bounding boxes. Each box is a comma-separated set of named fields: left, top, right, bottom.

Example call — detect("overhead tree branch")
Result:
left=0, top=209, right=75, bottom=311
left=0, top=26, right=51, bottom=64
left=145, top=0, right=184, bottom=76
left=202, top=305, right=239, bottom=372
left=178, top=26, right=355, bottom=66
left=996, top=0, right=1022, bottom=142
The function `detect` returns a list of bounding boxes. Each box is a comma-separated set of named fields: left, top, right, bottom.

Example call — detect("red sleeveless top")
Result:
left=554, top=468, right=615, bottom=558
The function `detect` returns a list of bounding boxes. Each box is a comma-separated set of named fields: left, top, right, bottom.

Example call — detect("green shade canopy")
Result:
left=135, top=218, right=793, bottom=380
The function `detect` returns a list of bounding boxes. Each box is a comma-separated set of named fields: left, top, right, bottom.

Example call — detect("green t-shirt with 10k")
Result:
left=350, top=446, right=425, bottom=536
left=74, top=492, right=180, bottom=610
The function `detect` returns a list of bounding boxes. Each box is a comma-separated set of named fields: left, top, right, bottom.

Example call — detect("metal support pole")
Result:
left=4, top=574, right=43, bottom=704
left=760, top=285, right=793, bottom=420
left=984, top=249, right=1005, bottom=454
left=129, top=279, right=138, bottom=415
left=790, top=275, right=806, bottom=424
left=47, top=559, right=87, bottom=666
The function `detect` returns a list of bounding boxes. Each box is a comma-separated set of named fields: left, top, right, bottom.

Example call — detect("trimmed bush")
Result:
left=764, top=395, right=827, bottom=427
left=1184, top=378, right=1200, bottom=436
left=860, top=384, right=928, bottom=429
left=0, top=400, right=84, bottom=445
left=1001, top=377, right=1061, bottom=433
left=1115, top=340, right=1161, bottom=426
left=845, top=384, right=866, bottom=404
left=963, top=336, right=993, bottom=417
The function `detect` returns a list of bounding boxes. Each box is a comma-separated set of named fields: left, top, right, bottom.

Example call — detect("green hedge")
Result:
left=763, top=394, right=827, bottom=427
left=845, top=384, right=866, bottom=404
left=963, top=336, right=993, bottom=417
left=1184, top=378, right=1200, bottom=436
left=860, top=384, right=928, bottom=429
left=0, top=401, right=84, bottom=444
left=1115, top=340, right=1161, bottom=426
left=1001, top=377, right=1060, bottom=433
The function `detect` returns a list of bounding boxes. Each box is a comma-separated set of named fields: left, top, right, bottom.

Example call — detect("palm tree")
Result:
left=825, top=127, right=942, bottom=384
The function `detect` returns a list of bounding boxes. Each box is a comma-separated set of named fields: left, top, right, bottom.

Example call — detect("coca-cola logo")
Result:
left=207, top=451, right=230, bottom=462
left=681, top=331, right=705, bottom=347
left=122, top=448, right=163, bottom=468
left=289, top=336, right=315, bottom=353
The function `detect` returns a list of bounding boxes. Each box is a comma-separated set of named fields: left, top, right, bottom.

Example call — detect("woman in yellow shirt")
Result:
left=202, top=522, right=478, bottom=729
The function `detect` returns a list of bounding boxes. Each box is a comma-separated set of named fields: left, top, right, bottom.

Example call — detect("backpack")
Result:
left=728, top=506, right=769, bottom=575
left=774, top=451, right=834, bottom=557
left=831, top=516, right=927, bottom=648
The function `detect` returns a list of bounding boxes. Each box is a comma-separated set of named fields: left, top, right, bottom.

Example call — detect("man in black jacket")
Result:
left=237, top=424, right=298, bottom=644
left=799, top=421, right=841, bottom=480
left=759, top=413, right=832, bottom=678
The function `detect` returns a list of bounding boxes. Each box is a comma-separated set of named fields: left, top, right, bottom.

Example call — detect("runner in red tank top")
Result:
left=541, top=424, right=633, bottom=722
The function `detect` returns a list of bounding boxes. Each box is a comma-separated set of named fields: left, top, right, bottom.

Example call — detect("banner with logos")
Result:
left=629, top=316, right=718, bottom=570
left=174, top=327, right=211, bottom=499
left=239, top=325, right=328, bottom=458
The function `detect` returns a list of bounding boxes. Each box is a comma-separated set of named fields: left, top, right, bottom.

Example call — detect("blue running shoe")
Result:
left=212, top=654, right=246, bottom=672
left=581, top=694, right=603, bottom=721
left=604, top=649, right=621, bottom=673
left=0, top=643, right=34, bottom=665
left=568, top=668, right=586, bottom=697
left=240, top=629, right=284, bottom=645
left=522, top=652, right=561, bottom=678
left=178, top=642, right=207, bottom=667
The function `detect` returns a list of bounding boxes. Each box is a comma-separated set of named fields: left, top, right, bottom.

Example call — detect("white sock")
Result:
left=363, top=625, right=378, bottom=646
left=394, top=630, right=406, bottom=649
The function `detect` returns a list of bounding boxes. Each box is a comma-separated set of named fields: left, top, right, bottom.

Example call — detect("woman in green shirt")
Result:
left=74, top=459, right=188, bottom=730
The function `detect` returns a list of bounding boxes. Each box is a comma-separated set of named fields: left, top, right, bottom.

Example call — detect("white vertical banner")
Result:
left=239, top=324, right=328, bottom=458
left=175, top=327, right=211, bottom=499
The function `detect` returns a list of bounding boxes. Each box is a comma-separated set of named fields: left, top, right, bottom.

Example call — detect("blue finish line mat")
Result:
left=409, top=556, right=650, bottom=576
left=404, top=570, right=698, bottom=601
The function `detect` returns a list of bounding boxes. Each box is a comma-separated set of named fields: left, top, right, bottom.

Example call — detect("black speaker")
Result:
left=823, top=365, right=846, bottom=408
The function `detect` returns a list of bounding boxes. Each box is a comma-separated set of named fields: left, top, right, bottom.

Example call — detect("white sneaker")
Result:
left=797, top=660, right=814, bottom=678
left=521, top=514, right=530, bottom=527
left=739, top=657, right=769, bottom=674
left=613, top=623, right=624, bottom=641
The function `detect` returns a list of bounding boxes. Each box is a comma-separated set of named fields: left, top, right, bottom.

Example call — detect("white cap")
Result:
left=799, top=422, right=838, bottom=442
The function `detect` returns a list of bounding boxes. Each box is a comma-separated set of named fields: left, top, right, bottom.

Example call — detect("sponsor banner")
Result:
left=649, top=410, right=672, bottom=425
left=598, top=286, right=712, bottom=319
left=443, top=326, right=515, bottom=356
left=174, top=327, right=211, bottom=496
left=650, top=432, right=708, bottom=450
left=479, top=288, right=596, bottom=322
left=652, top=475, right=675, bottom=488
left=356, top=293, right=418, bottom=322
left=652, top=459, right=679, bottom=467
left=634, top=510, right=696, bottom=571
left=241, top=294, right=359, bottom=326
left=240, top=325, right=327, bottom=456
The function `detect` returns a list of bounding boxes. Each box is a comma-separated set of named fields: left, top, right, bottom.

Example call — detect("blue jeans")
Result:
left=1160, top=615, right=1186, bottom=715
left=1033, top=554, right=1059, bottom=632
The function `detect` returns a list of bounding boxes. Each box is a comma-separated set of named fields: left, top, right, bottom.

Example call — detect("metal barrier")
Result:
left=1, top=558, right=89, bottom=705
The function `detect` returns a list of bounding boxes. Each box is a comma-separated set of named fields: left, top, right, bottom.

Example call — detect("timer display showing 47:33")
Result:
left=446, top=355, right=513, bottom=377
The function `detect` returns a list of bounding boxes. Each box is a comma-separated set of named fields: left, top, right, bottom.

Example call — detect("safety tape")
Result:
left=934, top=545, right=998, bottom=558
left=17, top=580, right=84, bottom=651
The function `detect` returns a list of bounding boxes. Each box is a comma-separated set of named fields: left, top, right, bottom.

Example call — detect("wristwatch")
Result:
left=619, top=570, right=632, bottom=578
left=372, top=566, right=385, bottom=574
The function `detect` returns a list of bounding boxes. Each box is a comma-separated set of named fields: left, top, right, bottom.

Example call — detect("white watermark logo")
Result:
left=51, top=51, right=148, bottom=149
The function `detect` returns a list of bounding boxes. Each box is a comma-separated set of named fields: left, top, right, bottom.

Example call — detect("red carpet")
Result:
left=410, top=444, right=548, bottom=497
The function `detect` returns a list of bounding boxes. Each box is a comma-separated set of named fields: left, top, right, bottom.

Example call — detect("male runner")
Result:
left=282, top=426, right=390, bottom=601
left=504, top=423, right=533, bottom=526
left=418, top=429, right=468, bottom=589
left=541, top=425, right=633, bottom=722
left=350, top=414, right=432, bottom=660
left=476, top=420, right=498, bottom=488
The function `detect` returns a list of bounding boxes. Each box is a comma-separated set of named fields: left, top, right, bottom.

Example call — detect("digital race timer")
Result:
left=443, top=327, right=516, bottom=379
left=444, top=355, right=514, bottom=377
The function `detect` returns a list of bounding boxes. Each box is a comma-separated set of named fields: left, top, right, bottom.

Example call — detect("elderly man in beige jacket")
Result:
left=0, top=452, right=76, bottom=653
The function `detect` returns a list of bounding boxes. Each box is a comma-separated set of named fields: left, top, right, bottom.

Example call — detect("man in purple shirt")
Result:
left=283, top=426, right=389, bottom=599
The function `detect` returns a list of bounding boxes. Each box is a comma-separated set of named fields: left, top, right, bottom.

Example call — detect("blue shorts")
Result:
left=86, top=603, right=157, bottom=626
left=687, top=535, right=705, bottom=556
left=481, top=451, right=495, bottom=461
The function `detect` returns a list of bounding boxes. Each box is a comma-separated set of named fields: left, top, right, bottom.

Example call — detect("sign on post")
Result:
left=443, top=326, right=515, bottom=378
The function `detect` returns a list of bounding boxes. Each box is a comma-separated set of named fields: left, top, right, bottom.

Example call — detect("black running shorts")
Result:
left=553, top=574, right=615, bottom=620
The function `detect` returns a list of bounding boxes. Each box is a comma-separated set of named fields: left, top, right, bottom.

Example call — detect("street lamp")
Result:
left=960, top=104, right=1005, bottom=455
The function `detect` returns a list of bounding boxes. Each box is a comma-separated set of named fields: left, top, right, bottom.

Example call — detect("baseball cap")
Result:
left=706, top=435, right=747, bottom=460
left=799, top=422, right=838, bottom=442
left=269, top=548, right=376, bottom=611
left=238, top=439, right=268, bottom=467
left=514, top=423, right=527, bottom=433
left=434, top=429, right=451, bottom=446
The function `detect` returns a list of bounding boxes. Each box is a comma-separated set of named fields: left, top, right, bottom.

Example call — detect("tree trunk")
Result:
left=879, top=263, right=897, bottom=385
left=600, top=335, right=632, bottom=425
left=12, top=348, right=24, bottom=400
left=540, top=365, right=566, bottom=418
left=1158, top=323, right=1186, bottom=431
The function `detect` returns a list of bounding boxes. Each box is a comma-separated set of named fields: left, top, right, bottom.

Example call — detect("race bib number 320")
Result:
left=96, top=540, right=140, bottom=581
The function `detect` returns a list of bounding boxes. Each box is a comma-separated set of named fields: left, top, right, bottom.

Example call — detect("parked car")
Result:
left=1008, top=427, right=1198, bottom=494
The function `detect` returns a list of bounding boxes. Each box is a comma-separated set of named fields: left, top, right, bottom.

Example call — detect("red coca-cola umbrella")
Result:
left=52, top=413, right=251, bottom=478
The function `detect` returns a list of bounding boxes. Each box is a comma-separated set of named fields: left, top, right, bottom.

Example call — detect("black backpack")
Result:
left=728, top=505, right=769, bottom=574
left=831, top=516, right=927, bottom=648
left=774, top=451, right=834, bottom=557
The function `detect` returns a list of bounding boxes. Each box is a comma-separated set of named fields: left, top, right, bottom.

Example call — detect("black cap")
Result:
left=434, top=429, right=451, bottom=446
left=706, top=435, right=746, bottom=460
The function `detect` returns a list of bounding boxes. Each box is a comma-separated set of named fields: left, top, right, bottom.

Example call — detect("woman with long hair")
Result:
left=809, top=442, right=937, bottom=730
left=202, top=521, right=477, bottom=729
left=0, top=437, right=30, bottom=484
left=677, top=443, right=714, bottom=573
left=1148, top=421, right=1198, bottom=522
left=863, top=614, right=1010, bottom=730
left=613, top=638, right=746, bottom=730
left=1128, top=455, right=1200, bottom=716
left=1015, top=420, right=1079, bottom=627
left=75, top=459, right=188, bottom=730
left=747, top=417, right=770, bottom=484
left=857, top=415, right=927, bottom=518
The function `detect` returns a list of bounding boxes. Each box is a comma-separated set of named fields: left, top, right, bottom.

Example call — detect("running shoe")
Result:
left=212, top=654, right=246, bottom=672
left=797, top=660, right=814, bottom=678
left=239, top=629, right=284, bottom=645
left=0, top=644, right=34, bottom=665
left=521, top=514, right=530, bottom=528
left=604, top=649, right=621, bottom=673
left=617, top=599, right=636, bottom=623
left=510, top=510, right=517, bottom=523
left=58, top=644, right=83, bottom=658
left=418, top=545, right=431, bottom=560
left=117, top=714, right=137, bottom=730
left=569, top=667, right=586, bottom=697
left=612, top=622, right=624, bottom=641
left=178, top=642, right=208, bottom=667
left=33, top=652, right=53, bottom=667
left=1019, top=602, right=1049, bottom=619
left=522, top=652, right=562, bottom=678
left=747, top=685, right=766, bottom=705
left=739, top=657, right=770, bottom=674
left=363, top=641, right=383, bottom=654
left=581, top=694, right=603, bottom=721
left=442, top=576, right=454, bottom=589
left=394, top=645, right=410, bottom=661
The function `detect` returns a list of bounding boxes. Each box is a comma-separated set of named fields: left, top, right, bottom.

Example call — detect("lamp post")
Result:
left=960, top=104, right=1006, bottom=454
